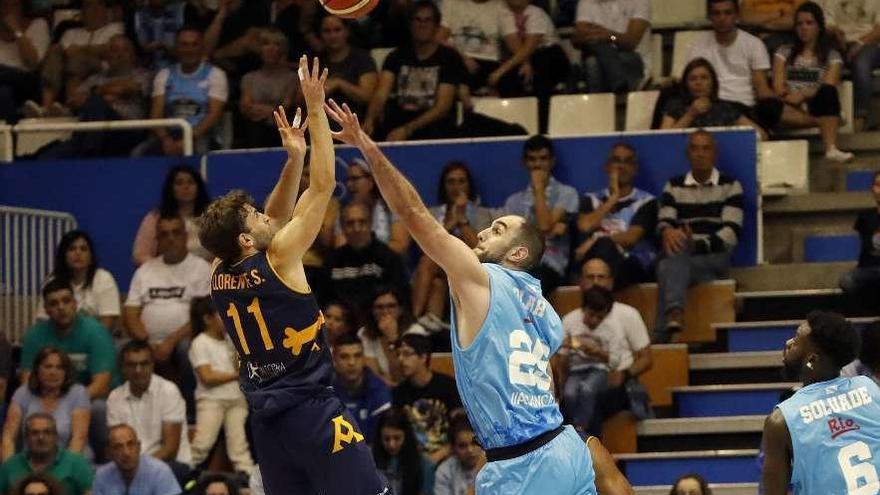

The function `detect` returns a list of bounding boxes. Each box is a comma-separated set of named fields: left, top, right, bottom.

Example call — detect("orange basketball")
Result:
left=321, top=0, right=379, bottom=19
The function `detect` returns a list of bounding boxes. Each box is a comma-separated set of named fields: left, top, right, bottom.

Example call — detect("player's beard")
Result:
left=781, top=354, right=804, bottom=382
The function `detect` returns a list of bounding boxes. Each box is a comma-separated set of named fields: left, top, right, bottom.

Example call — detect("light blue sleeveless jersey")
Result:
left=777, top=375, right=880, bottom=495
left=451, top=263, right=565, bottom=450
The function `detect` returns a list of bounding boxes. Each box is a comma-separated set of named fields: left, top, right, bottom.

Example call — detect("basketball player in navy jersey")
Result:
left=324, top=101, right=632, bottom=494
left=198, top=57, right=388, bottom=495
left=762, top=311, right=880, bottom=494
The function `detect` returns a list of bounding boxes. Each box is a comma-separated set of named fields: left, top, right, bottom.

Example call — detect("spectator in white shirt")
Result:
left=0, top=0, right=49, bottom=123
left=124, top=213, right=211, bottom=421
left=36, top=0, right=124, bottom=116
left=36, top=230, right=121, bottom=331
left=494, top=0, right=570, bottom=132
left=572, top=0, right=652, bottom=93
left=685, top=0, right=774, bottom=113
left=558, top=286, right=629, bottom=435
left=438, top=0, right=505, bottom=89
left=187, top=297, right=254, bottom=476
left=106, top=341, right=192, bottom=484
left=819, top=0, right=880, bottom=131
left=579, top=258, right=653, bottom=415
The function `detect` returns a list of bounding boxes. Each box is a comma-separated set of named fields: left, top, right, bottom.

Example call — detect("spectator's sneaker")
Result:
left=46, top=102, right=72, bottom=118
left=22, top=100, right=43, bottom=118
left=825, top=147, right=855, bottom=163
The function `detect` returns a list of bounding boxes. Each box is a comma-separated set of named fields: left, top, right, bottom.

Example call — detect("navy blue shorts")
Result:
left=251, top=395, right=388, bottom=495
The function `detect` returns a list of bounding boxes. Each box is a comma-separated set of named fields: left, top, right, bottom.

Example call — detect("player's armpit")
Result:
left=587, top=437, right=636, bottom=495
left=761, top=408, right=793, bottom=495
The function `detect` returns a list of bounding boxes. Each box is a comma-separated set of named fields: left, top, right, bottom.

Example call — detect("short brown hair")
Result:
left=198, top=190, right=253, bottom=261
left=514, top=220, right=545, bottom=271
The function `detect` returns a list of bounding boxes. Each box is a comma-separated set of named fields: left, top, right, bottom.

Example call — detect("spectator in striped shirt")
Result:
left=654, top=130, right=744, bottom=343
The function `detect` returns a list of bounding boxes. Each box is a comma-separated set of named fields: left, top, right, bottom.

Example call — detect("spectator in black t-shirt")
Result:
left=203, top=0, right=270, bottom=83
left=324, top=202, right=410, bottom=309
left=574, top=142, right=657, bottom=289
left=267, top=0, right=308, bottom=61
left=840, top=171, right=880, bottom=297
left=392, top=334, right=462, bottom=464
left=364, top=1, right=464, bottom=142
left=320, top=15, right=378, bottom=118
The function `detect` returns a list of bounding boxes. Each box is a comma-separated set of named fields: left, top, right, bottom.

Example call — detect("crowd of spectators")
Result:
left=0, top=0, right=877, bottom=157
left=2, top=0, right=880, bottom=493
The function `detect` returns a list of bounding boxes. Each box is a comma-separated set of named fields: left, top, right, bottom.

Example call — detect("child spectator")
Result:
left=187, top=297, right=254, bottom=476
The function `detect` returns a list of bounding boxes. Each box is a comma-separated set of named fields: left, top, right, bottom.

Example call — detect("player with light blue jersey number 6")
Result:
left=762, top=311, right=880, bottom=495
left=324, top=99, right=634, bottom=495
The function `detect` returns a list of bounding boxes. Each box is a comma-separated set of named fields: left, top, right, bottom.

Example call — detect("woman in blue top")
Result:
left=1, top=347, right=90, bottom=461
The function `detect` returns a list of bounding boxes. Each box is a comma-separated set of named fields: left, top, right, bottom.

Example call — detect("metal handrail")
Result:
left=11, top=118, right=194, bottom=156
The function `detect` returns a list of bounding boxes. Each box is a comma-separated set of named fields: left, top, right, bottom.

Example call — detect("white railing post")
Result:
left=12, top=118, right=195, bottom=157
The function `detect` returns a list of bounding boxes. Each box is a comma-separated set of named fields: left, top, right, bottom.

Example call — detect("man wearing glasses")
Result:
left=574, top=142, right=657, bottom=290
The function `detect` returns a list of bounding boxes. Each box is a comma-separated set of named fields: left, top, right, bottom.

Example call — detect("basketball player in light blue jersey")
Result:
left=325, top=101, right=633, bottom=494
left=762, top=311, right=880, bottom=495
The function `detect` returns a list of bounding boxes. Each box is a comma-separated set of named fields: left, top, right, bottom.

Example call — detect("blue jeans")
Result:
left=583, top=43, right=644, bottom=93
left=839, top=266, right=880, bottom=294
left=562, top=367, right=608, bottom=432
left=852, top=43, right=880, bottom=120
left=655, top=250, right=731, bottom=342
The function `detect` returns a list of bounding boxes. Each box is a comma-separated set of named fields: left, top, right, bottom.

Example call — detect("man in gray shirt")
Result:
left=433, top=415, right=484, bottom=495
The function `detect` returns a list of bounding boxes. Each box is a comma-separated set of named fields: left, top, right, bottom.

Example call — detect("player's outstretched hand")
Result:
left=325, top=98, right=370, bottom=148
left=274, top=105, right=307, bottom=160
left=298, top=55, right=328, bottom=107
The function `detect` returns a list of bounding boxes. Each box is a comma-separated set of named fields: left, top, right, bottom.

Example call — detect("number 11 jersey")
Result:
left=777, top=375, right=880, bottom=495
left=210, top=252, right=333, bottom=412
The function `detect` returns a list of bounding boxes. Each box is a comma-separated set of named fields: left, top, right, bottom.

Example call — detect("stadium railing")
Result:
left=0, top=206, right=78, bottom=344
left=8, top=118, right=194, bottom=159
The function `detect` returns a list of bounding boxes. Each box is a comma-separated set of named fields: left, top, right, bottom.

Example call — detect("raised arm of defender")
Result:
left=325, top=100, right=490, bottom=347
left=267, top=57, right=333, bottom=290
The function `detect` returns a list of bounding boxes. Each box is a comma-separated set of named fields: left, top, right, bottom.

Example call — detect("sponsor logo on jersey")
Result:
left=828, top=416, right=861, bottom=440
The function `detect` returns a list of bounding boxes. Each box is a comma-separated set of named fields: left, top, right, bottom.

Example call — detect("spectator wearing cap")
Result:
left=392, top=334, right=462, bottom=464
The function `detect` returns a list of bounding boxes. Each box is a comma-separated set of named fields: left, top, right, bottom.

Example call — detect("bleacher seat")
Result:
left=625, top=90, right=661, bottom=131
left=370, top=47, right=394, bottom=71
left=551, top=280, right=736, bottom=343
left=651, top=0, right=707, bottom=29
left=671, top=30, right=710, bottom=80
left=759, top=140, right=809, bottom=195
left=672, top=382, right=797, bottom=417
left=473, top=97, right=539, bottom=136
left=430, top=352, right=454, bottom=378
left=650, top=34, right=663, bottom=84
left=846, top=169, right=876, bottom=191
left=641, top=344, right=689, bottom=407
left=617, top=450, right=760, bottom=486
left=803, top=233, right=860, bottom=262
left=547, top=93, right=615, bottom=136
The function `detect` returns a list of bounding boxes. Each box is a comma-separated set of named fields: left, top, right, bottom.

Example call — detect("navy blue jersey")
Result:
left=210, top=252, right=333, bottom=413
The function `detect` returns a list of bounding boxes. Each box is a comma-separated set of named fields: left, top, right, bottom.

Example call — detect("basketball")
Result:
left=321, top=0, right=379, bottom=19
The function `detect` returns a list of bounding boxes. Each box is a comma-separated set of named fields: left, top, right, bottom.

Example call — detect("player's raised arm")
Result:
left=263, top=104, right=307, bottom=232
left=268, top=56, right=333, bottom=279
left=325, top=100, right=488, bottom=293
